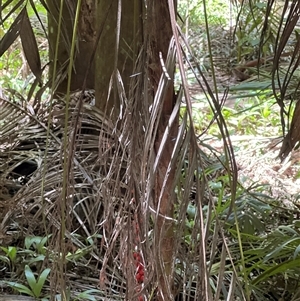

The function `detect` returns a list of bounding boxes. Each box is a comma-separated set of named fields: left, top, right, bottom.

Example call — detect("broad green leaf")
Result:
left=35, top=268, right=51, bottom=296
left=186, top=203, right=196, bottom=219
left=27, top=254, right=46, bottom=265
left=25, top=236, right=45, bottom=250
left=250, top=37, right=260, bottom=46
left=24, top=265, right=38, bottom=297
left=293, top=220, right=300, bottom=228
left=24, top=265, right=50, bottom=298
left=7, top=246, right=17, bottom=262
left=39, top=235, right=51, bottom=249
left=4, top=281, right=35, bottom=297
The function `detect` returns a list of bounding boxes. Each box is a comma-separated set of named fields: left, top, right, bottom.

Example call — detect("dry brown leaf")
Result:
left=0, top=8, right=24, bottom=57
left=20, top=8, right=42, bottom=82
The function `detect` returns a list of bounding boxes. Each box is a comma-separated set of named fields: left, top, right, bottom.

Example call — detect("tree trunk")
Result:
left=95, top=1, right=143, bottom=119
left=47, top=1, right=177, bottom=299
left=147, top=2, right=177, bottom=300
left=47, top=0, right=96, bottom=94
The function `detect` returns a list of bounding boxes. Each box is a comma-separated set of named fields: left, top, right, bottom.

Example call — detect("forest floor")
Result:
left=186, top=24, right=300, bottom=197
left=212, top=135, right=300, bottom=203
left=188, top=64, right=300, bottom=207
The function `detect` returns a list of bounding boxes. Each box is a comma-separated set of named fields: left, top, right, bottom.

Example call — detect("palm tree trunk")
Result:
left=47, top=0, right=96, bottom=93
left=148, top=2, right=177, bottom=300
left=95, top=0, right=143, bottom=118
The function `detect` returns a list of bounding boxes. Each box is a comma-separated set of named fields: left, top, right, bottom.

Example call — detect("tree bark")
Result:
left=95, top=0, right=143, bottom=118
left=47, top=1, right=177, bottom=299
left=47, top=0, right=96, bottom=94
left=147, top=2, right=177, bottom=300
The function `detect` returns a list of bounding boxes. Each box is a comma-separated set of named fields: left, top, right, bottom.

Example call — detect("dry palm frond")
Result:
left=94, top=28, right=244, bottom=301
left=0, top=84, right=138, bottom=298
left=0, top=40, right=242, bottom=301
left=259, top=1, right=300, bottom=159
left=0, top=91, right=117, bottom=239
left=0, top=2, right=248, bottom=301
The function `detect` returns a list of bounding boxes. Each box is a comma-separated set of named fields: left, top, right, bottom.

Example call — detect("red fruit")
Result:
left=138, top=296, right=144, bottom=301
left=133, top=252, right=141, bottom=261
left=136, top=271, right=144, bottom=283
left=137, top=270, right=144, bottom=276
left=137, top=262, right=143, bottom=270
left=137, top=273, right=144, bottom=281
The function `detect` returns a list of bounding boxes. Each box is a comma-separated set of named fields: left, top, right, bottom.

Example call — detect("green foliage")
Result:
left=25, top=265, right=51, bottom=298
left=178, top=0, right=230, bottom=27
left=3, top=265, right=50, bottom=298
left=0, top=0, right=48, bottom=93
left=187, top=88, right=281, bottom=138
left=25, top=235, right=50, bottom=254
left=0, top=246, right=17, bottom=271
left=226, top=188, right=272, bottom=235
left=74, top=289, right=103, bottom=301
left=0, top=246, right=17, bottom=262
left=235, top=1, right=270, bottom=59
left=0, top=235, right=96, bottom=299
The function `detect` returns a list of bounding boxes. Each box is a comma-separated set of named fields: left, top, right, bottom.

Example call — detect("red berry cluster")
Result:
left=133, top=251, right=145, bottom=300
left=133, top=251, right=145, bottom=283
left=131, top=193, right=145, bottom=300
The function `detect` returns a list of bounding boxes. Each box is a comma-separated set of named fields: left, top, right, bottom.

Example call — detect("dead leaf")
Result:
left=20, top=8, right=42, bottom=82
left=0, top=8, right=25, bottom=57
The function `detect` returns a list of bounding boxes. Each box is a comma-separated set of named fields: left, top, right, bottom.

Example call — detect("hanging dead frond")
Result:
left=20, top=9, right=42, bottom=83
left=0, top=1, right=251, bottom=300
left=262, top=1, right=300, bottom=158
left=0, top=8, right=25, bottom=57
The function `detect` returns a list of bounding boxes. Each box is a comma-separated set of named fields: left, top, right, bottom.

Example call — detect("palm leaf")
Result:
left=0, top=1, right=282, bottom=300
left=0, top=8, right=24, bottom=57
